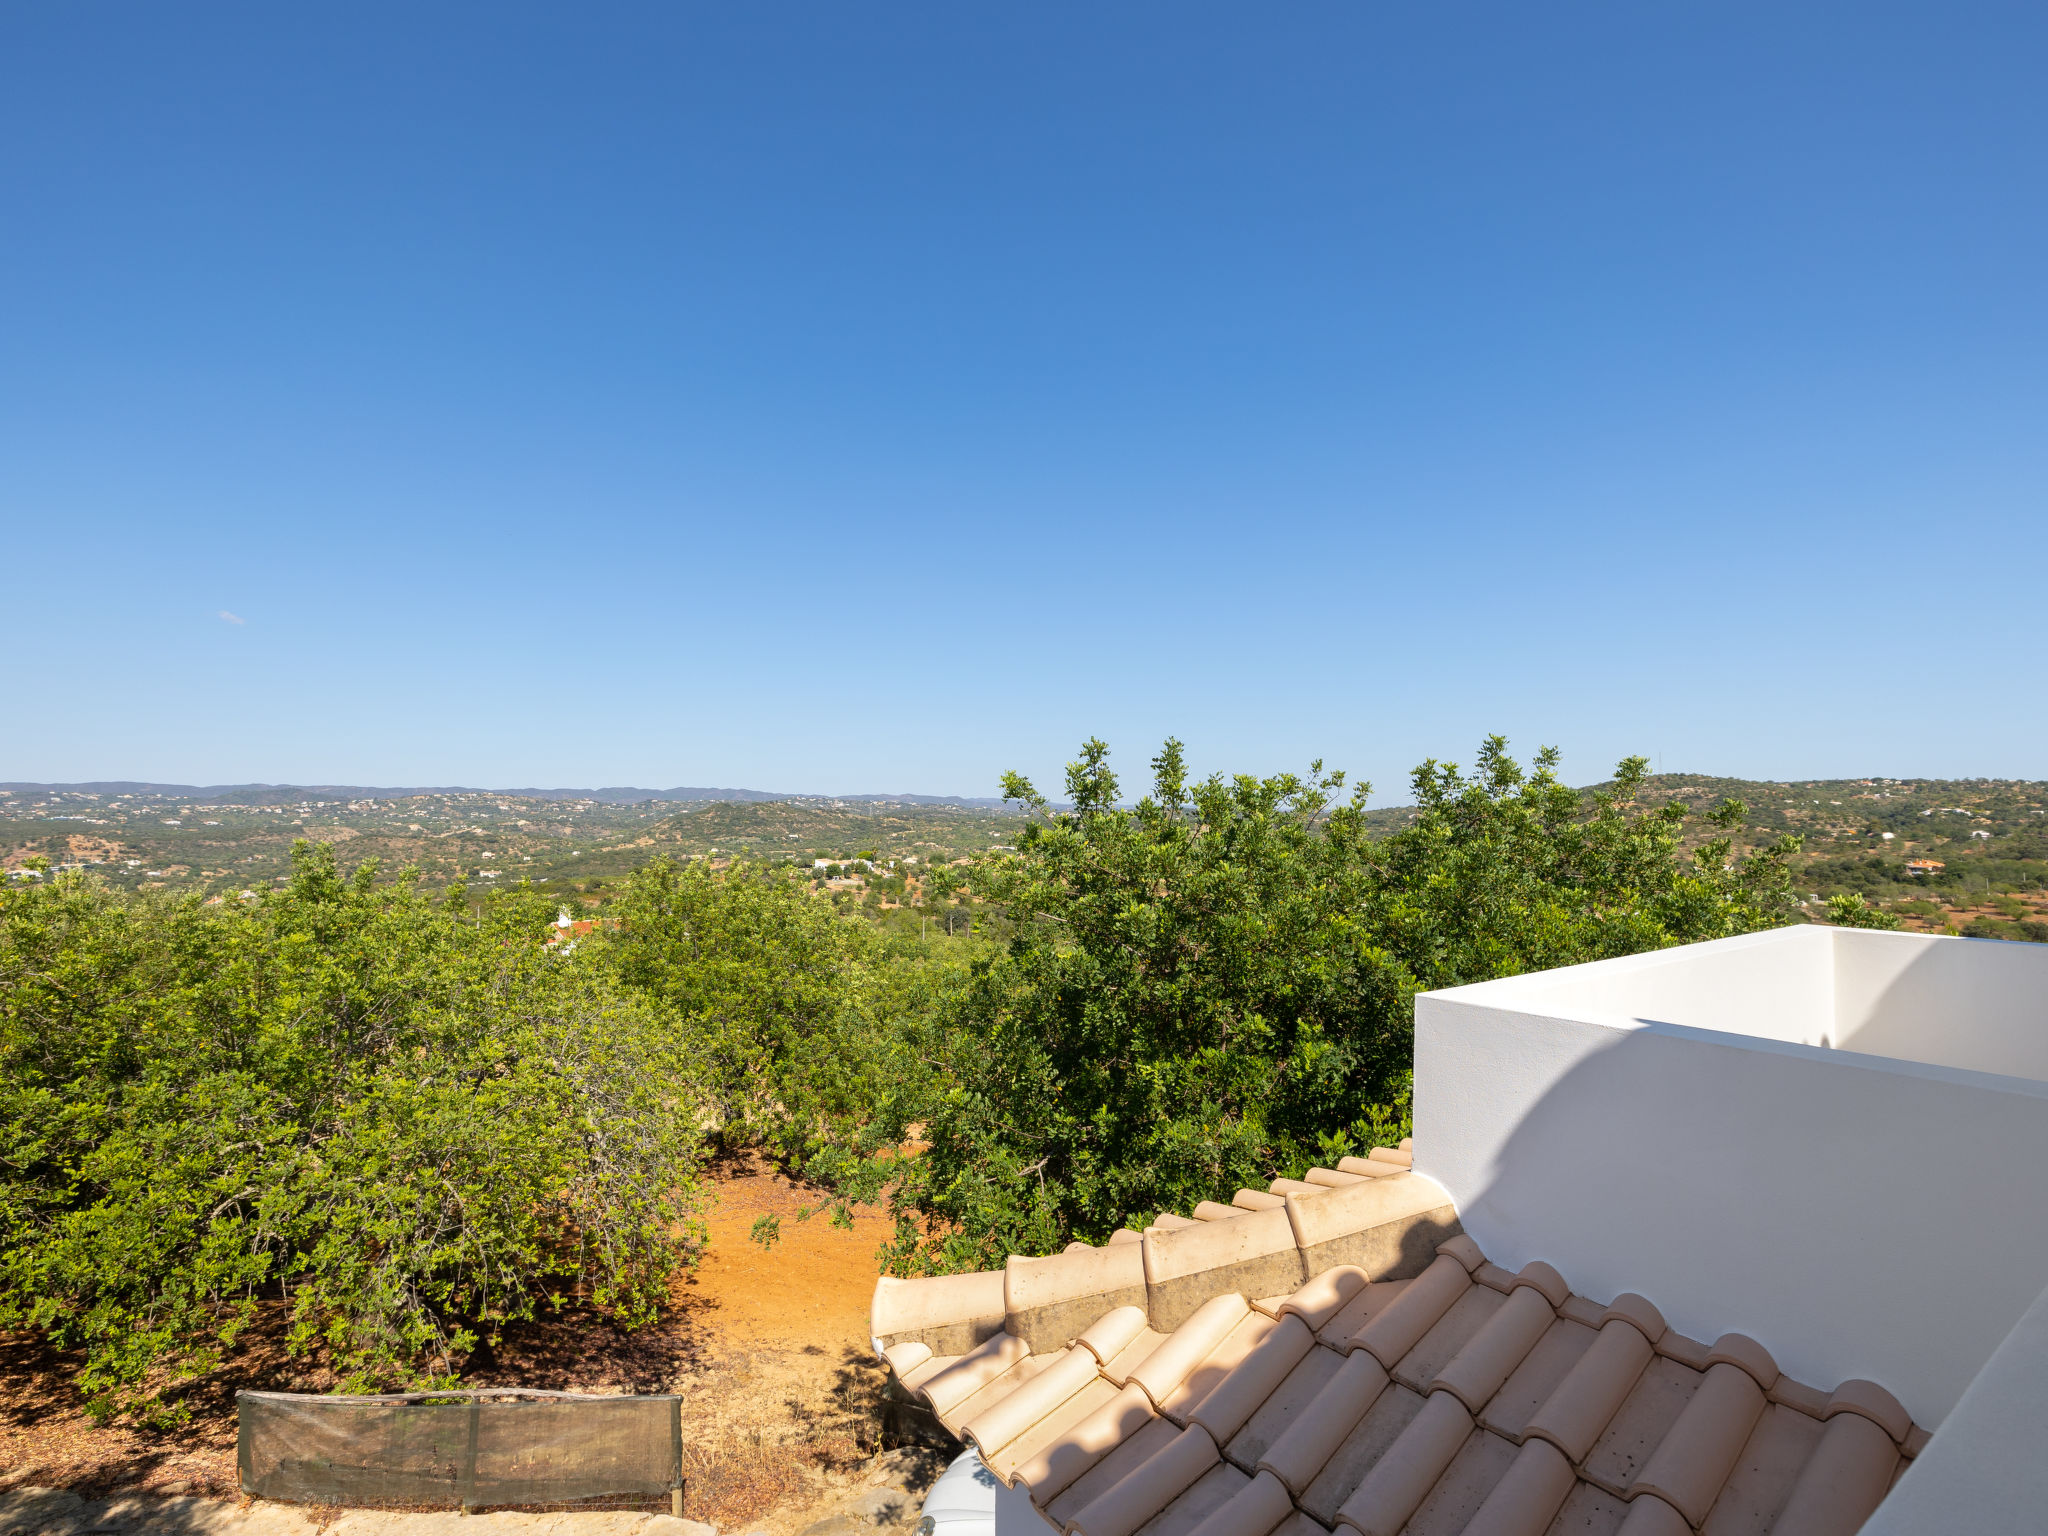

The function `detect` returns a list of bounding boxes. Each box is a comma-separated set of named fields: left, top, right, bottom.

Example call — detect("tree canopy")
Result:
left=814, top=737, right=1801, bottom=1274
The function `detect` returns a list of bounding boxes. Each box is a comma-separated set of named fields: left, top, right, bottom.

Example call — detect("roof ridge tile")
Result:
left=1334, top=1156, right=1405, bottom=1179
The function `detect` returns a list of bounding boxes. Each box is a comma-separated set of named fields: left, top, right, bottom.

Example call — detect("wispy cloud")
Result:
left=218, top=610, right=245, bottom=625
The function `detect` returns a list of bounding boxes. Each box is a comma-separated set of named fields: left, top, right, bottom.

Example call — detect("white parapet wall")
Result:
left=1414, top=926, right=2048, bottom=1426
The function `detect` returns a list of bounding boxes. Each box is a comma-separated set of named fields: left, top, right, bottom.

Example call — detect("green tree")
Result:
left=831, top=737, right=1800, bottom=1275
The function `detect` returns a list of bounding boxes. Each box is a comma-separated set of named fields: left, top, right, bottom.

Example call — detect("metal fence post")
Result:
left=670, top=1396, right=685, bottom=1517
left=461, top=1396, right=482, bottom=1512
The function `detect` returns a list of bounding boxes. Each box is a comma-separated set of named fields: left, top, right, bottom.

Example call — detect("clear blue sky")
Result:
left=4, top=3, right=2043, bottom=799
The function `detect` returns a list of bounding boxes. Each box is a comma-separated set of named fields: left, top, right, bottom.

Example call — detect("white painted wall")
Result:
left=1862, top=1277, right=2048, bottom=1536
left=1415, top=928, right=2048, bottom=1426
left=1833, top=928, right=2048, bottom=1080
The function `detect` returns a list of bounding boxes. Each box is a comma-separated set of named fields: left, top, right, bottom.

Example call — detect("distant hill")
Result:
left=0, top=781, right=1007, bottom=808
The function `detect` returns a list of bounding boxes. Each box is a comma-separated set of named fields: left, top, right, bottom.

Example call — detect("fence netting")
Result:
left=239, top=1389, right=683, bottom=1510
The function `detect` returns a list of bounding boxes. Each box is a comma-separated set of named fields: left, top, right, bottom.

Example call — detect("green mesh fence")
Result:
left=238, top=1389, right=683, bottom=1510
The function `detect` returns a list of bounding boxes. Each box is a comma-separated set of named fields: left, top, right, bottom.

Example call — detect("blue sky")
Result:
left=3, top=3, right=2043, bottom=800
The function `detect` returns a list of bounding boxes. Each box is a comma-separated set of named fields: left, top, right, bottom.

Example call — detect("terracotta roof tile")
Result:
left=1272, top=1267, right=1369, bottom=1332
left=1395, top=1285, right=1509, bottom=1394
left=1304, top=1168, right=1369, bottom=1189
left=1049, top=1415, right=1187, bottom=1525
left=1352, top=1254, right=1474, bottom=1370
left=1162, top=1313, right=1285, bottom=1425
left=1186, top=1317, right=1319, bottom=1443
left=1477, top=1317, right=1598, bottom=1445
left=1153, top=1214, right=1201, bottom=1231
left=1012, top=1380, right=1158, bottom=1501
left=1705, top=1333, right=1781, bottom=1393
left=1768, top=1411, right=1898, bottom=1536
left=1459, top=1439, right=1577, bottom=1536
left=871, top=1139, right=1925, bottom=1536
left=1224, top=1346, right=1348, bottom=1475
left=1556, top=1294, right=1609, bottom=1331
left=1079, top=1306, right=1154, bottom=1365
left=1627, top=1362, right=1767, bottom=1525
left=1431, top=1285, right=1560, bottom=1414
left=1267, top=1512, right=1330, bottom=1536
left=919, top=1330, right=1031, bottom=1416
left=1820, top=1380, right=1911, bottom=1445
left=1184, top=1467, right=1295, bottom=1536
left=1612, top=1493, right=1689, bottom=1535
left=1316, top=1280, right=1412, bottom=1348
left=1523, top=1320, right=1658, bottom=1465
left=1069, top=1424, right=1221, bottom=1536
left=1597, top=1294, right=1666, bottom=1345
left=990, top=1376, right=1126, bottom=1486
left=884, top=1340, right=934, bottom=1377
left=1767, top=1376, right=1833, bottom=1419
left=1436, top=1235, right=1487, bottom=1272
left=1367, top=1147, right=1413, bottom=1169
left=1654, top=1331, right=1713, bottom=1373
left=1129, top=1295, right=1255, bottom=1408
left=1112, top=1229, right=1147, bottom=1246
left=1403, top=1428, right=1521, bottom=1536
left=1332, top=1390, right=1474, bottom=1535
left=1698, top=1402, right=1825, bottom=1536
left=1545, top=1479, right=1630, bottom=1534
left=1103, top=1328, right=1173, bottom=1387
left=948, top=1347, right=1058, bottom=1428
left=1135, top=1462, right=1252, bottom=1536
left=1257, top=1351, right=1393, bottom=1495
left=1334, top=1156, right=1406, bottom=1179
left=1579, top=1356, right=1704, bottom=1496
left=1297, top=1383, right=1428, bottom=1524
left=963, top=1345, right=1104, bottom=1457
left=1235, top=1189, right=1288, bottom=1212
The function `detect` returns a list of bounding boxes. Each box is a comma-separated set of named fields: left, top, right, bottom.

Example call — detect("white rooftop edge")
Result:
left=1415, top=925, right=2048, bottom=1426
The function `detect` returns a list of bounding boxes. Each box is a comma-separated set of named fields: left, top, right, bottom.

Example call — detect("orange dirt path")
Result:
left=683, top=1168, right=893, bottom=1350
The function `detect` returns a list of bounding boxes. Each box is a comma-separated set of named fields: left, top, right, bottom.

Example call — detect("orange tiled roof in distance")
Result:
left=870, top=1146, right=1923, bottom=1536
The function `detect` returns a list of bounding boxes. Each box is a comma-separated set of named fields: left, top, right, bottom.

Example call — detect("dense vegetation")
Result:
left=0, top=847, right=705, bottom=1421
left=799, top=739, right=1803, bottom=1272
left=0, top=735, right=1883, bottom=1421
